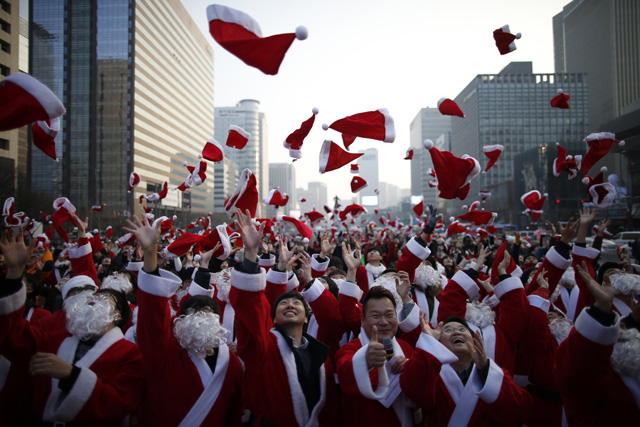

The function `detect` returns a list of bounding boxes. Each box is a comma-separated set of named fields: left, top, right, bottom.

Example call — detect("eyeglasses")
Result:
left=442, top=325, right=468, bottom=335
left=93, top=293, right=117, bottom=306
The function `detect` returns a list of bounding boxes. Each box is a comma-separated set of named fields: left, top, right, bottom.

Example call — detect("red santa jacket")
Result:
left=401, top=333, right=533, bottom=426
left=137, top=269, right=244, bottom=426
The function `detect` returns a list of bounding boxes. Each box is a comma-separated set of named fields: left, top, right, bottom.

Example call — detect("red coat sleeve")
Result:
left=437, top=270, right=479, bottom=323
left=338, top=280, right=363, bottom=335
left=396, top=237, right=431, bottom=283
left=570, top=245, right=600, bottom=308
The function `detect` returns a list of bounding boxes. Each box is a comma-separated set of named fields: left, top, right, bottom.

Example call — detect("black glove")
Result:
left=423, top=204, right=442, bottom=235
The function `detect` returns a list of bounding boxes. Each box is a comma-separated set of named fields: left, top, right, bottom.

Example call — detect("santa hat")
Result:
left=490, top=241, right=523, bottom=284
left=323, top=205, right=332, bottom=214
left=128, top=172, right=141, bottom=193
left=0, top=73, right=66, bottom=132
left=339, top=203, right=367, bottom=221
left=350, top=163, right=359, bottom=174
left=479, top=190, right=491, bottom=201
left=483, top=145, right=503, bottom=172
left=342, top=134, right=357, bottom=150
left=88, top=230, right=103, bottom=254
left=437, top=98, right=464, bottom=118
left=277, top=215, right=312, bottom=241
left=34, top=233, right=50, bottom=251
left=91, top=205, right=105, bottom=212
left=524, top=209, right=543, bottom=223
left=374, top=188, right=380, bottom=195
left=467, top=201, right=481, bottom=211
left=265, top=188, right=289, bottom=207
left=152, top=216, right=175, bottom=236
left=493, top=24, right=521, bottom=55
left=582, top=167, right=617, bottom=208
left=550, top=89, right=571, bottom=109
left=319, top=140, right=364, bottom=173
left=322, top=108, right=395, bottom=142
left=200, top=139, right=224, bottom=162
left=350, top=176, right=368, bottom=193
left=142, top=181, right=168, bottom=202
left=487, top=224, right=498, bottom=235
left=106, top=226, right=113, bottom=241
left=413, top=201, right=424, bottom=217
left=581, top=132, right=625, bottom=176
left=447, top=219, right=467, bottom=237
left=553, top=142, right=581, bottom=179
left=476, top=228, right=489, bottom=239
left=52, top=197, right=77, bottom=243
left=521, top=190, right=547, bottom=212
left=207, top=4, right=307, bottom=75
left=456, top=210, right=496, bottom=226
left=61, top=275, right=97, bottom=300
left=404, top=148, right=414, bottom=160
left=304, top=209, right=325, bottom=225
left=428, top=180, right=438, bottom=188
left=254, top=218, right=274, bottom=240
left=283, top=108, right=318, bottom=159
left=3, top=197, right=29, bottom=227
left=226, top=125, right=250, bottom=149
left=31, top=117, right=60, bottom=161
left=224, top=168, right=259, bottom=217
left=424, top=139, right=481, bottom=200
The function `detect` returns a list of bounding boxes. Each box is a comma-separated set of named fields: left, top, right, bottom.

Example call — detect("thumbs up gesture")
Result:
left=366, top=325, right=388, bottom=369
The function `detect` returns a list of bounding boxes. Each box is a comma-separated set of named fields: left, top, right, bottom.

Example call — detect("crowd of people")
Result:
left=1, top=203, right=639, bottom=426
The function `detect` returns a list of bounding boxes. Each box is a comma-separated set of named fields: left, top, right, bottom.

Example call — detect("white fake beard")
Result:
left=611, top=328, right=640, bottom=377
left=173, top=311, right=229, bottom=359
left=413, top=263, right=441, bottom=291
left=558, top=267, right=576, bottom=289
left=63, top=290, right=94, bottom=312
left=174, top=287, right=189, bottom=304
left=101, top=273, right=132, bottom=294
left=66, top=294, right=118, bottom=340
left=371, top=274, right=403, bottom=310
left=610, top=274, right=640, bottom=296
left=214, top=268, right=232, bottom=303
left=549, top=317, right=573, bottom=342
left=465, top=301, right=495, bottom=329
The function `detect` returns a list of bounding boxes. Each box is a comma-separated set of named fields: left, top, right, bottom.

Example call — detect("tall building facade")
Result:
left=29, top=0, right=214, bottom=224
left=409, top=108, right=451, bottom=206
left=300, top=181, right=328, bottom=211
left=212, top=157, right=239, bottom=214
left=449, top=62, right=589, bottom=223
left=268, top=162, right=296, bottom=217
left=214, top=99, right=268, bottom=216
left=357, top=148, right=379, bottom=206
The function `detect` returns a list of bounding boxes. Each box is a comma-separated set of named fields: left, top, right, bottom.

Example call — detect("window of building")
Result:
left=0, top=18, right=9, bottom=34
left=0, top=39, right=9, bottom=53
left=0, top=1, right=9, bottom=13
left=0, top=64, right=9, bottom=76
left=0, top=138, right=9, bottom=150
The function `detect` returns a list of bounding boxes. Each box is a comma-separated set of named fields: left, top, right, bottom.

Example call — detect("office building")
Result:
left=214, top=99, right=268, bottom=216
left=449, top=62, right=589, bottom=223
left=212, top=157, right=239, bottom=214
left=357, top=148, right=379, bottom=206
left=297, top=181, right=328, bottom=212
left=268, top=162, right=296, bottom=217
left=409, top=108, right=451, bottom=207
left=28, top=0, right=215, bottom=225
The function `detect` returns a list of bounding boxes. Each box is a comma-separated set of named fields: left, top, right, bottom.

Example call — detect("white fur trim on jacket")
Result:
left=574, top=307, right=620, bottom=346
left=352, top=329, right=391, bottom=400
left=406, top=237, right=430, bottom=260
left=287, top=273, right=299, bottom=292
left=572, top=244, right=599, bottom=260
left=301, top=279, right=325, bottom=303
left=266, top=268, right=288, bottom=285
left=231, top=267, right=266, bottom=292
left=398, top=303, right=420, bottom=333
left=472, top=358, right=504, bottom=404
left=126, top=261, right=143, bottom=272
left=68, top=241, right=91, bottom=259
left=416, top=333, right=458, bottom=364
left=138, top=269, right=181, bottom=298
left=259, top=254, right=276, bottom=268
left=339, top=280, right=364, bottom=301
left=451, top=270, right=479, bottom=298
left=0, top=283, right=26, bottom=315
left=493, top=277, right=523, bottom=299
left=528, top=295, right=550, bottom=313
left=311, top=254, right=330, bottom=274
left=545, top=247, right=571, bottom=270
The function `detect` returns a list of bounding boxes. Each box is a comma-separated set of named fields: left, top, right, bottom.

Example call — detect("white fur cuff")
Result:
left=398, top=303, right=420, bottom=333
left=493, top=277, right=523, bottom=299
left=528, top=295, right=550, bottom=313
left=339, top=280, right=363, bottom=301
left=301, top=279, right=324, bottom=303
left=352, top=344, right=389, bottom=399
left=406, top=237, right=430, bottom=261
left=451, top=271, right=479, bottom=298
left=575, top=307, right=620, bottom=346
left=572, top=245, right=600, bottom=260
left=0, top=284, right=26, bottom=315
left=472, top=358, right=503, bottom=403
left=231, top=268, right=266, bottom=292
left=416, top=333, right=458, bottom=364
left=138, top=269, right=181, bottom=297
left=266, top=269, right=288, bottom=285
left=545, top=247, right=571, bottom=270
left=68, top=242, right=91, bottom=259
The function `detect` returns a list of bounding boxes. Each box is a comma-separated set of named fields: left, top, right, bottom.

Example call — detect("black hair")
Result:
left=327, top=269, right=347, bottom=279
left=179, top=266, right=195, bottom=282
left=271, top=290, right=310, bottom=320
left=328, top=256, right=344, bottom=270
left=596, top=262, right=623, bottom=284
left=366, top=246, right=383, bottom=256
left=180, top=295, right=220, bottom=316
left=95, top=288, right=130, bottom=330
left=443, top=315, right=475, bottom=337
left=362, top=286, right=396, bottom=316
left=320, top=276, right=340, bottom=300
left=520, top=267, right=537, bottom=288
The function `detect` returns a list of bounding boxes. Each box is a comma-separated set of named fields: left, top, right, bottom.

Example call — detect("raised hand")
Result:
left=70, top=212, right=89, bottom=238
left=595, top=218, right=611, bottom=238
left=276, top=235, right=296, bottom=270
left=536, top=268, right=549, bottom=289
left=558, top=218, right=579, bottom=244
left=123, top=215, right=159, bottom=251
left=545, top=220, right=557, bottom=236
left=498, top=250, right=512, bottom=275
left=421, top=313, right=442, bottom=341
left=579, top=207, right=597, bottom=225
left=396, top=271, right=412, bottom=303
left=342, top=242, right=361, bottom=272
left=366, top=325, right=387, bottom=369
left=320, top=232, right=333, bottom=258
left=478, top=277, right=494, bottom=294
left=474, top=244, right=492, bottom=272
left=423, top=204, right=443, bottom=236
left=236, top=209, right=264, bottom=262
left=298, top=252, right=312, bottom=282
left=0, top=227, right=36, bottom=279
left=575, top=261, right=614, bottom=313
left=470, top=333, right=488, bottom=370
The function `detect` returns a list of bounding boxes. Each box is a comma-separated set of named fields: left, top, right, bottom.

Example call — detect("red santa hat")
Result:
left=476, top=228, right=489, bottom=239
left=224, top=168, right=259, bottom=217
left=524, top=209, right=543, bottom=223
left=304, top=209, right=324, bottom=225
left=490, top=241, right=523, bottom=284
left=456, top=210, right=497, bottom=226
left=254, top=218, right=274, bottom=240
left=582, top=167, right=617, bottom=208
left=479, top=190, right=491, bottom=201
left=424, top=139, right=481, bottom=200
left=200, top=139, right=224, bottom=162
left=404, top=148, right=414, bottom=160
left=553, top=142, right=582, bottom=179
left=428, top=180, right=438, bottom=188
left=342, top=134, right=357, bottom=150
left=447, top=219, right=467, bottom=237
left=91, top=204, right=105, bottom=212
left=226, top=125, right=250, bottom=149
left=265, top=188, right=289, bottom=207
left=299, top=197, right=306, bottom=203
left=34, top=233, right=50, bottom=251
left=483, top=145, right=503, bottom=172
left=128, top=172, right=141, bottom=193
left=493, top=24, right=521, bottom=55
left=339, top=203, right=367, bottom=221
left=3, top=197, right=29, bottom=227
left=521, top=190, right=547, bottom=211
left=31, top=117, right=60, bottom=161
left=142, top=181, right=168, bottom=202
left=487, top=224, right=498, bottom=235
left=437, top=98, right=464, bottom=118
left=467, top=201, right=481, bottom=211
left=550, top=89, right=571, bottom=109
left=51, top=197, right=77, bottom=243
left=350, top=163, right=359, bottom=174
left=592, top=224, right=613, bottom=238
left=413, top=201, right=424, bottom=217
left=319, top=140, right=364, bottom=173
left=322, top=108, right=395, bottom=142
left=0, top=73, right=66, bottom=132
left=207, top=4, right=307, bottom=75
left=350, top=176, right=368, bottom=193
left=106, top=226, right=113, bottom=241
left=581, top=132, right=625, bottom=176
left=277, top=215, right=312, bottom=241
left=323, top=204, right=332, bottom=214
left=284, top=108, right=318, bottom=159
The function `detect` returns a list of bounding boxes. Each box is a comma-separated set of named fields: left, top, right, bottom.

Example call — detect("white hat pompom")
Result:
left=295, top=26, right=308, bottom=40
left=515, top=32, right=522, bottom=39
left=620, top=140, right=625, bottom=146
left=557, top=89, right=563, bottom=94
left=601, top=166, right=608, bottom=172
left=582, top=177, right=590, bottom=184
left=322, top=123, right=329, bottom=130
left=449, top=217, right=455, bottom=223
left=543, top=193, right=548, bottom=197
left=182, top=161, right=188, bottom=167
left=312, top=107, right=319, bottom=115
left=507, top=235, right=515, bottom=243
left=198, top=154, right=203, bottom=159
left=423, top=139, right=433, bottom=150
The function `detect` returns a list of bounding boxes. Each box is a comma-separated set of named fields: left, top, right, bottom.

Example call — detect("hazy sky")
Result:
left=183, top=0, right=566, bottom=204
